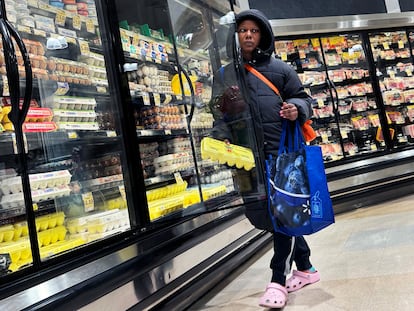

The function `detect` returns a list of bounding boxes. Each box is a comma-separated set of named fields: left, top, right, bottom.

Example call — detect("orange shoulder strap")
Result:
left=244, top=64, right=317, bottom=142
left=244, top=63, right=281, bottom=97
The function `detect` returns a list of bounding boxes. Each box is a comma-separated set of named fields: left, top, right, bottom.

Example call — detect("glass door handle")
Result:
left=327, top=78, right=339, bottom=112
left=1, top=18, right=33, bottom=127
left=178, top=65, right=196, bottom=124
left=0, top=17, right=39, bottom=265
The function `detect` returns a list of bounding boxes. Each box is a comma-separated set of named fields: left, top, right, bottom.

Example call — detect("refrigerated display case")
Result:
left=0, top=1, right=271, bottom=310
left=116, top=0, right=266, bottom=223
left=369, top=29, right=414, bottom=148
left=272, top=13, right=414, bottom=213
left=0, top=0, right=139, bottom=275
left=275, top=33, right=386, bottom=162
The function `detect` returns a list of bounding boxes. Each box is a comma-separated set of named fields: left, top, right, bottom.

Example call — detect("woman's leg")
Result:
left=293, top=236, right=312, bottom=271
left=270, top=232, right=295, bottom=286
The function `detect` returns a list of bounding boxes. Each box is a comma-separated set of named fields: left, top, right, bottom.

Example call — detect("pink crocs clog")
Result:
left=259, top=282, right=288, bottom=308
left=286, top=270, right=320, bottom=293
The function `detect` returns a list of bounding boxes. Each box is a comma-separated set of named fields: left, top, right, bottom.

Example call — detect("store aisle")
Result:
left=189, top=194, right=414, bottom=311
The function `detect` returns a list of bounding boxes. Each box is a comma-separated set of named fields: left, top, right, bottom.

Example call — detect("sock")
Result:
left=307, top=266, right=316, bottom=273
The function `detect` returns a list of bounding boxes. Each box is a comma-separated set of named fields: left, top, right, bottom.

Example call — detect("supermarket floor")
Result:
left=189, top=193, right=414, bottom=311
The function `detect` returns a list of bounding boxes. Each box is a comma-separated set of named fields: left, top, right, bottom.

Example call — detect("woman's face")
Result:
left=237, top=19, right=261, bottom=60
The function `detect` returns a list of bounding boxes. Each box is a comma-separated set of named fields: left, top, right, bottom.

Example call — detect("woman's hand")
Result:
left=280, top=102, right=298, bottom=121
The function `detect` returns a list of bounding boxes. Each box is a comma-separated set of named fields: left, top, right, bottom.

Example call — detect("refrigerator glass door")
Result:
left=320, top=33, right=386, bottom=157
left=274, top=37, right=344, bottom=162
left=115, top=0, right=265, bottom=222
left=167, top=0, right=267, bottom=215
left=0, top=0, right=133, bottom=272
left=369, top=30, right=414, bottom=147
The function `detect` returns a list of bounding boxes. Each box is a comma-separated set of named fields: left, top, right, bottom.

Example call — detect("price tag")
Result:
left=106, top=130, right=117, bottom=137
left=174, top=172, right=184, bottom=184
left=33, top=203, right=38, bottom=211
left=38, top=1, right=50, bottom=10
left=389, top=70, right=396, bottom=79
left=153, top=93, right=161, bottom=105
left=67, top=131, right=78, bottom=139
left=281, top=52, right=287, bottom=61
left=97, top=86, right=107, bottom=93
left=82, top=192, right=95, bottom=212
left=72, top=14, right=82, bottom=30
left=2, top=76, right=9, bottom=96
left=398, top=40, right=404, bottom=49
left=78, top=39, right=90, bottom=56
left=54, top=82, right=69, bottom=95
left=317, top=98, right=324, bottom=108
left=27, top=0, right=38, bottom=7
left=119, top=185, right=126, bottom=202
left=299, top=49, right=306, bottom=59
left=11, top=133, right=28, bottom=154
left=383, top=42, right=390, bottom=50
left=86, top=18, right=95, bottom=33
left=406, top=68, right=412, bottom=76
left=33, top=29, right=46, bottom=37
left=321, top=133, right=329, bottom=143
left=17, top=25, right=31, bottom=34
left=132, top=34, right=140, bottom=46
left=55, top=9, right=66, bottom=27
left=142, top=92, right=150, bottom=105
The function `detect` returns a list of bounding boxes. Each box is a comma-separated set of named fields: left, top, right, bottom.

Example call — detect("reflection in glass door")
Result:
left=369, top=30, right=414, bottom=148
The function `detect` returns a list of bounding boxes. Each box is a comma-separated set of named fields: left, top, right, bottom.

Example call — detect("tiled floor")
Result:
left=190, top=194, right=414, bottom=310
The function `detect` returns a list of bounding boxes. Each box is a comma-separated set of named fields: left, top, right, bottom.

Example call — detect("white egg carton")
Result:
left=48, top=96, right=97, bottom=110
left=153, top=152, right=194, bottom=175
left=0, top=170, right=71, bottom=194
left=52, top=110, right=97, bottom=122
left=0, top=185, right=71, bottom=209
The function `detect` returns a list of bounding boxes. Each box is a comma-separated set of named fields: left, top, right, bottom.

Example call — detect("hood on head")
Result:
left=235, top=9, right=274, bottom=56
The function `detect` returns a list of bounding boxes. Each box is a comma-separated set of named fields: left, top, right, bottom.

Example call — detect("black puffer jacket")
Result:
left=236, top=9, right=313, bottom=156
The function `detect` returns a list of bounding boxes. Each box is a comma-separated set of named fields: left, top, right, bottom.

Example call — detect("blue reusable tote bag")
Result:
left=266, top=120, right=334, bottom=236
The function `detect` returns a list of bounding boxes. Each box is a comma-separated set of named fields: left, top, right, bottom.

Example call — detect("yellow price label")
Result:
left=132, top=34, right=140, bottom=46
left=119, top=185, right=126, bottom=202
left=398, top=40, right=404, bottom=49
left=55, top=9, right=66, bottom=26
left=27, top=0, right=38, bottom=7
left=67, top=131, right=78, bottom=139
left=383, top=42, right=390, bottom=50
left=86, top=18, right=95, bottom=33
left=33, top=203, right=38, bottom=211
left=72, top=14, right=82, bottom=30
left=281, top=52, right=287, bottom=61
left=406, top=68, right=412, bottom=76
left=78, top=40, right=90, bottom=56
left=317, top=98, right=324, bottom=108
left=82, top=192, right=94, bottom=212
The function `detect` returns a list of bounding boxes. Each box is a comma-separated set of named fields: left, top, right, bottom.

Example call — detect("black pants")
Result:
left=270, top=232, right=312, bottom=285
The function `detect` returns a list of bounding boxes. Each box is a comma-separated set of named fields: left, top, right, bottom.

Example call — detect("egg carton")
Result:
left=0, top=170, right=71, bottom=194
left=0, top=185, right=71, bottom=209
left=201, top=137, right=255, bottom=171
left=47, top=96, right=97, bottom=110
left=52, top=109, right=97, bottom=122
